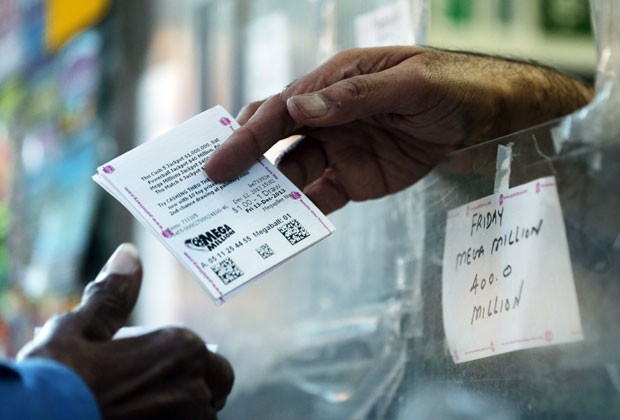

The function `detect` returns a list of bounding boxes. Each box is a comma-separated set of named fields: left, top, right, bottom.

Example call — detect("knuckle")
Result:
left=247, top=99, right=262, bottom=109
left=90, top=287, right=127, bottom=314
left=47, top=311, right=72, bottom=326
left=83, top=277, right=130, bottom=311
left=332, top=48, right=356, bottom=63
left=338, top=78, right=370, bottom=100
left=158, top=327, right=206, bottom=353
left=194, top=381, right=212, bottom=404
left=219, top=357, right=235, bottom=391
left=205, top=352, right=235, bottom=393
left=280, top=83, right=296, bottom=100
left=238, top=125, right=263, bottom=160
left=82, top=279, right=100, bottom=297
left=241, top=100, right=262, bottom=115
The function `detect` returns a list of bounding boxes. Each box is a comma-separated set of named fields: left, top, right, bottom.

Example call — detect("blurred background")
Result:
left=4, top=1, right=617, bottom=419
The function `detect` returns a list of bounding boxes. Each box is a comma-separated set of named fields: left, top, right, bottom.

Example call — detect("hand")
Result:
left=204, top=46, right=592, bottom=213
left=17, top=244, right=234, bottom=420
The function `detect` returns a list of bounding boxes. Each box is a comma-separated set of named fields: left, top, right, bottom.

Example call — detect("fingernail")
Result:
left=290, top=94, right=328, bottom=118
left=97, top=243, right=140, bottom=281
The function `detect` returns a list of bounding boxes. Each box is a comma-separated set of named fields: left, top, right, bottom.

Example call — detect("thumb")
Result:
left=77, top=243, right=142, bottom=341
left=286, top=69, right=410, bottom=127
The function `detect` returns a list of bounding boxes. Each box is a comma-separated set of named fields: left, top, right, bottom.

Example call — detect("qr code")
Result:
left=211, top=258, right=244, bottom=285
left=256, top=243, right=275, bottom=259
left=278, top=219, right=310, bottom=245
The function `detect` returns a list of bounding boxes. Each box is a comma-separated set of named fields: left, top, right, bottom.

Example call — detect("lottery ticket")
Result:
left=93, top=105, right=335, bottom=304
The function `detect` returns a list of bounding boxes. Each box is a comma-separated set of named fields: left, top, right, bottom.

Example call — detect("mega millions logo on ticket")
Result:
left=93, top=106, right=335, bottom=304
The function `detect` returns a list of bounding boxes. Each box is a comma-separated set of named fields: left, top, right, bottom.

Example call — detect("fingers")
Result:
left=204, top=350, right=234, bottom=411
left=276, top=136, right=328, bottom=189
left=76, top=243, right=143, bottom=341
left=94, top=328, right=211, bottom=399
left=102, top=380, right=217, bottom=420
left=303, top=173, right=350, bottom=214
left=96, top=328, right=233, bottom=419
left=236, top=99, right=264, bottom=124
left=286, top=66, right=415, bottom=127
left=204, top=95, right=298, bottom=182
left=275, top=136, right=350, bottom=213
left=203, top=50, right=365, bottom=182
left=205, top=47, right=425, bottom=182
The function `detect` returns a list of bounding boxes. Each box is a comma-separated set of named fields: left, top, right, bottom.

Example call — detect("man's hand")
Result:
left=204, top=46, right=592, bottom=213
left=17, top=244, right=234, bottom=420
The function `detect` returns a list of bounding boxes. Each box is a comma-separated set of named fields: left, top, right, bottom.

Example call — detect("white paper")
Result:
left=442, top=176, right=583, bottom=363
left=93, top=106, right=335, bottom=304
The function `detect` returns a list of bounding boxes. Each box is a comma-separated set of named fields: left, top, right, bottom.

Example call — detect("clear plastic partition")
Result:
left=195, top=1, right=619, bottom=417
left=221, top=117, right=620, bottom=420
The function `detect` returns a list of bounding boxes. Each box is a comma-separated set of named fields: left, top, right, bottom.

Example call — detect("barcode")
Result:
left=211, top=258, right=244, bottom=285
left=256, top=243, right=275, bottom=259
left=278, top=219, right=310, bottom=245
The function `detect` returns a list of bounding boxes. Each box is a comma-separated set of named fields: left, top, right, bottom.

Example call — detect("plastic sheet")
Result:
left=398, top=119, right=620, bottom=418
left=220, top=117, right=620, bottom=420
left=219, top=1, right=620, bottom=418
left=553, top=0, right=620, bottom=149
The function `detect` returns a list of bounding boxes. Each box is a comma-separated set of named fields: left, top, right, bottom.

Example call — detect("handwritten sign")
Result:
left=442, top=176, right=583, bottom=363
